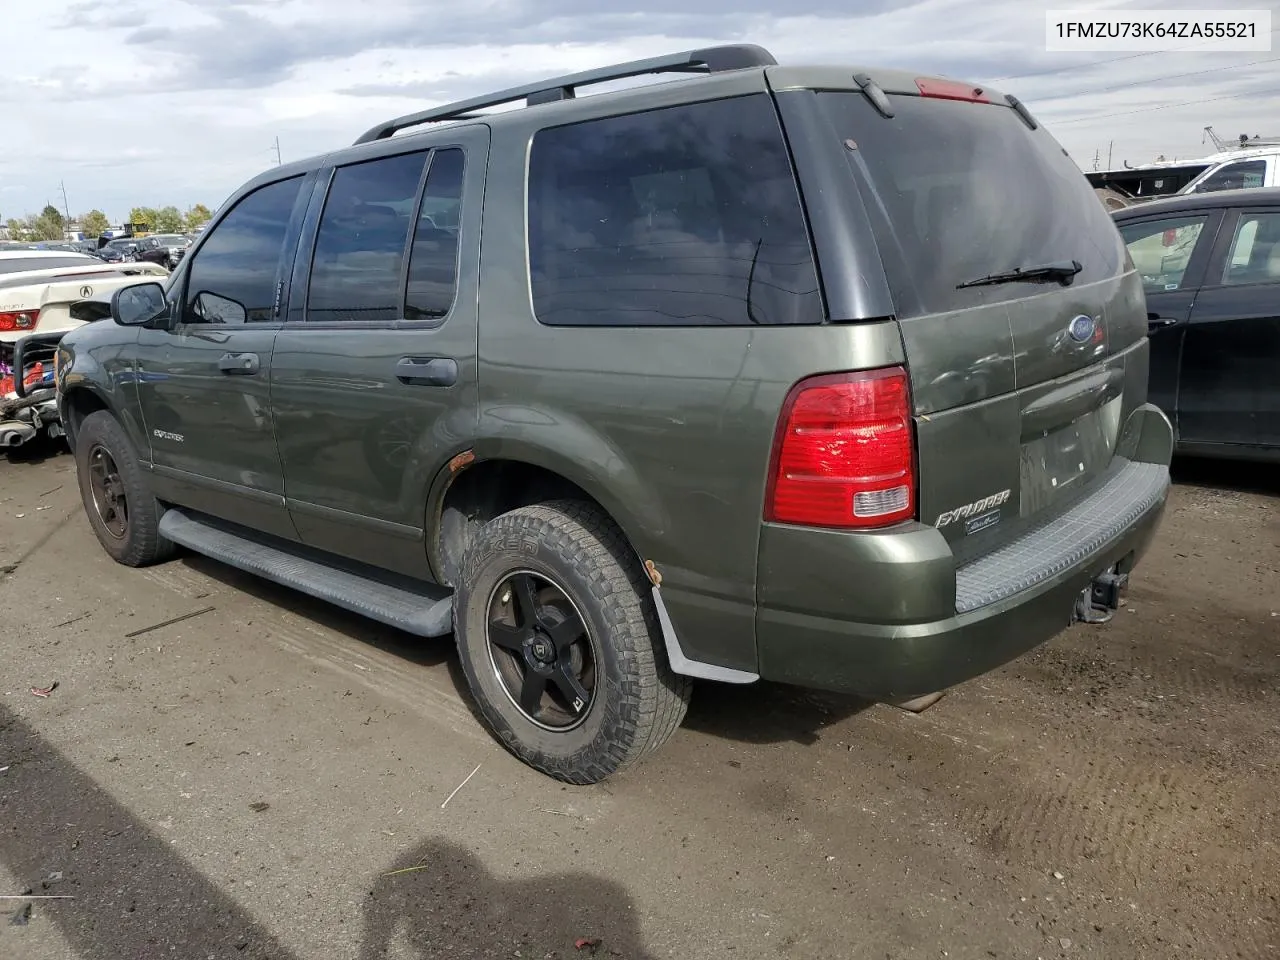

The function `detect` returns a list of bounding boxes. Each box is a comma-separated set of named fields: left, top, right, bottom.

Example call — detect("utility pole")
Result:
left=273, top=136, right=282, bottom=165
left=58, top=181, right=72, bottom=224
left=1107, top=140, right=1114, bottom=169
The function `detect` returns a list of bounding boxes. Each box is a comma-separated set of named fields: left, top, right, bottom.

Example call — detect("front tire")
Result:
left=75, top=410, right=175, bottom=567
left=454, top=501, right=691, bottom=784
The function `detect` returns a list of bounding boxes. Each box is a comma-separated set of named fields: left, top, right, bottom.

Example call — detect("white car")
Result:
left=2, top=250, right=167, bottom=449
left=0, top=249, right=168, bottom=344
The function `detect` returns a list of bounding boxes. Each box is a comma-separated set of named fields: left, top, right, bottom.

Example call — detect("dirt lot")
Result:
left=1, top=444, right=1277, bottom=960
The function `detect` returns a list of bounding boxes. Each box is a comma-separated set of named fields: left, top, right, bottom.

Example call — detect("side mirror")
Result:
left=111, top=282, right=169, bottom=327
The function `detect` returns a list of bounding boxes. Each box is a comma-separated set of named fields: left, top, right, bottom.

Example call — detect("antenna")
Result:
left=273, top=136, right=282, bottom=165
left=58, top=181, right=72, bottom=225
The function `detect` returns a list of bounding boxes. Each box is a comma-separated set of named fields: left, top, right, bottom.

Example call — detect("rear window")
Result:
left=528, top=93, right=823, bottom=327
left=818, top=92, right=1125, bottom=317
left=0, top=255, right=97, bottom=275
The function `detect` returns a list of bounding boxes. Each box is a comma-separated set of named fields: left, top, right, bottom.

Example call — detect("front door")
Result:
left=1116, top=208, right=1222, bottom=438
left=1180, top=207, right=1280, bottom=450
left=270, top=130, right=487, bottom=578
left=136, top=174, right=310, bottom=540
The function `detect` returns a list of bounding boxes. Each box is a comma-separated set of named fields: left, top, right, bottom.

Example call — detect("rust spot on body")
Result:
left=644, top=560, right=662, bottom=586
left=448, top=450, right=475, bottom=473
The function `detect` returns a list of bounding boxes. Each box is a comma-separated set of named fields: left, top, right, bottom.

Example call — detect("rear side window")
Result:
left=818, top=93, right=1125, bottom=317
left=405, top=148, right=465, bottom=321
left=528, top=94, right=823, bottom=327
left=308, top=151, right=428, bottom=322
left=1116, top=216, right=1210, bottom=292
left=1222, top=211, right=1280, bottom=285
left=183, top=176, right=303, bottom=324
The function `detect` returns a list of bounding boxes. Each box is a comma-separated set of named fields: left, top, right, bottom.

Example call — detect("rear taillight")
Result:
left=0, top=311, right=37, bottom=332
left=765, top=368, right=916, bottom=529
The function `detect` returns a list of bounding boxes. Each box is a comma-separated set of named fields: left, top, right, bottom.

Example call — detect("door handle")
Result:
left=1147, top=314, right=1180, bottom=329
left=218, top=352, right=260, bottom=375
left=396, top=356, right=458, bottom=386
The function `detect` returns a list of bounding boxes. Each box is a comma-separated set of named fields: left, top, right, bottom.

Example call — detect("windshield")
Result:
left=818, top=92, right=1125, bottom=317
left=0, top=255, right=98, bottom=274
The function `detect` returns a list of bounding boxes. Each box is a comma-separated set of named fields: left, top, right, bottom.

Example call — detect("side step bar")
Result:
left=158, top=510, right=454, bottom=637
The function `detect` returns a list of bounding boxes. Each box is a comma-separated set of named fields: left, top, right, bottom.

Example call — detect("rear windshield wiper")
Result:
left=956, top=259, right=1083, bottom=289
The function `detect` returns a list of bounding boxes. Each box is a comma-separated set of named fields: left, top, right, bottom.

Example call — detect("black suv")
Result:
left=57, top=46, right=1172, bottom=782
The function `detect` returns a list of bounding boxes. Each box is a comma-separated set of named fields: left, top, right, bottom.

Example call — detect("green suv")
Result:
left=56, top=45, right=1173, bottom=783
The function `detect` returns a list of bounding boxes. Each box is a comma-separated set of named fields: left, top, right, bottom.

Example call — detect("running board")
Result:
left=157, top=509, right=453, bottom=637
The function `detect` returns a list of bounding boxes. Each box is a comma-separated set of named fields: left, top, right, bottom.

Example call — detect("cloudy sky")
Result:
left=3, top=0, right=1277, bottom=224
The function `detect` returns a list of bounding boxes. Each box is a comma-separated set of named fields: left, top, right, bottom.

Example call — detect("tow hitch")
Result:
left=1073, top=565, right=1129, bottom=624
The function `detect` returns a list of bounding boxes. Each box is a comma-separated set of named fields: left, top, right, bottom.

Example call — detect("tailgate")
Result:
left=813, top=85, right=1144, bottom=561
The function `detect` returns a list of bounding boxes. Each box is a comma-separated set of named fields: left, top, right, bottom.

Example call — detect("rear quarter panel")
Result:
left=477, top=91, right=905, bottom=673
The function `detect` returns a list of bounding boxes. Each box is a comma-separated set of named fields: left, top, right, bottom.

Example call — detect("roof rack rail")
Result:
left=352, top=44, right=776, bottom=145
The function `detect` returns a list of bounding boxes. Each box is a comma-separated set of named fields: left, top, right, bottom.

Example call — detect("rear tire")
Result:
left=75, top=410, right=175, bottom=567
left=453, top=500, right=691, bottom=784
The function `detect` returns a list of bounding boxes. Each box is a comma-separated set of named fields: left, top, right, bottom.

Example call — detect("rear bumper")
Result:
left=756, top=404, right=1173, bottom=699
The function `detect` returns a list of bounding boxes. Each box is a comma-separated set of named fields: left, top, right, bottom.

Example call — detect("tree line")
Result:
left=3, top=203, right=213, bottom=242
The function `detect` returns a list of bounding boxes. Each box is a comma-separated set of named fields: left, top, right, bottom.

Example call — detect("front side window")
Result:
left=1117, top=216, right=1209, bottom=292
left=1222, top=211, right=1280, bottom=285
left=307, top=151, right=428, bottom=322
left=1192, top=159, right=1266, bottom=193
left=182, top=176, right=303, bottom=324
left=527, top=94, right=823, bottom=327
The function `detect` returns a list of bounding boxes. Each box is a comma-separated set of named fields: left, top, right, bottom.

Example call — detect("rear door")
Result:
left=1115, top=208, right=1223, bottom=435
left=1178, top=206, right=1280, bottom=449
left=813, top=85, right=1142, bottom=560
left=270, top=129, right=486, bottom=579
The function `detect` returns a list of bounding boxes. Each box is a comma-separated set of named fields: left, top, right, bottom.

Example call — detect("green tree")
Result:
left=184, top=203, right=213, bottom=232
left=154, top=205, right=184, bottom=233
left=28, top=213, right=64, bottom=242
left=81, top=209, right=111, bottom=238
left=41, top=205, right=64, bottom=230
left=129, top=206, right=157, bottom=232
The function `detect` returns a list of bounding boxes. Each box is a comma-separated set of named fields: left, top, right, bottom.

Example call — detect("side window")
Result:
left=527, top=94, right=823, bottom=327
left=1117, top=215, right=1209, bottom=292
left=307, top=151, right=428, bottom=322
left=1222, top=212, right=1280, bottom=286
left=405, top=149, right=465, bottom=321
left=1192, top=159, right=1266, bottom=193
left=183, top=176, right=303, bottom=324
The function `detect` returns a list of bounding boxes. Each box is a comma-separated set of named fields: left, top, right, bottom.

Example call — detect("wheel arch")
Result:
left=425, top=449, right=663, bottom=590
left=59, top=383, right=112, bottom=454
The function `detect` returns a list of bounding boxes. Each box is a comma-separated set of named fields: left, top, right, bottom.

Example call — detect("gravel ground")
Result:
left=1, top=443, right=1276, bottom=960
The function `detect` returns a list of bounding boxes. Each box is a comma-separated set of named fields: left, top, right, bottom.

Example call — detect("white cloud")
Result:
left=2, top=0, right=1277, bottom=221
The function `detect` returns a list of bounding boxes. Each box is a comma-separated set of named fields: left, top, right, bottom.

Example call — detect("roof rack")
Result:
left=352, top=44, right=776, bottom=145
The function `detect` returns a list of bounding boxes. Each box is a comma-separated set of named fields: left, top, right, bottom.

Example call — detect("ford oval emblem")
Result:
left=1068, top=315, right=1096, bottom=343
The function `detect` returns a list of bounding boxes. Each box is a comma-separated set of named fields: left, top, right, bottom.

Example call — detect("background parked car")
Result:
left=1113, top=186, right=1280, bottom=463
left=134, top=233, right=189, bottom=268
left=95, top=237, right=141, bottom=262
